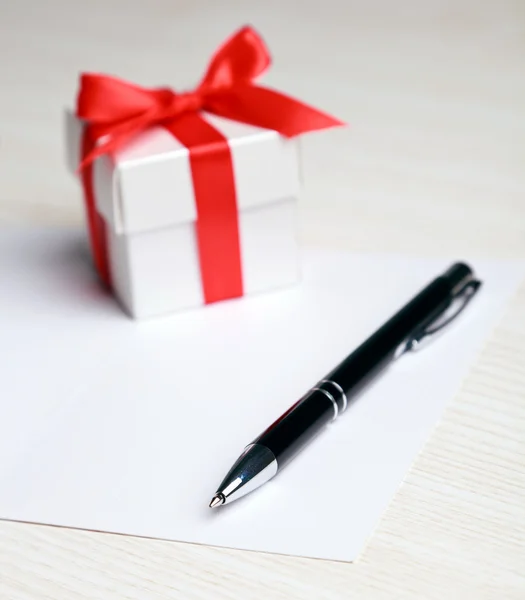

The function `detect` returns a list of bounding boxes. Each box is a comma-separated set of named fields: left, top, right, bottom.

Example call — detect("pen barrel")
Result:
left=327, top=275, right=461, bottom=399
left=212, top=262, right=478, bottom=507
left=252, top=388, right=337, bottom=467
left=251, top=268, right=472, bottom=470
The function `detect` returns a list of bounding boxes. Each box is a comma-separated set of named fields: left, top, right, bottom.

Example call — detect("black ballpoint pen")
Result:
left=209, top=262, right=482, bottom=508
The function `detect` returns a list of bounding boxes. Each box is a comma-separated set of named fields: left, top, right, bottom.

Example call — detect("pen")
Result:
left=209, top=262, right=482, bottom=508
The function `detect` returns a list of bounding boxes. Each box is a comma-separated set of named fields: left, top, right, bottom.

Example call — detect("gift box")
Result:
left=66, top=113, right=301, bottom=317
left=65, top=27, right=342, bottom=318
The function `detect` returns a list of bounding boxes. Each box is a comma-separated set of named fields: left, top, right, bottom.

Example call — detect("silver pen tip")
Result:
left=209, top=494, right=224, bottom=508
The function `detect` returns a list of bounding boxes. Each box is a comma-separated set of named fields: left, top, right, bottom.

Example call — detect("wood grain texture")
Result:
left=1, top=1, right=524, bottom=598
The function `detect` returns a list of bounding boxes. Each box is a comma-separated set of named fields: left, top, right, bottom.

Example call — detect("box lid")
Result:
left=66, top=111, right=300, bottom=235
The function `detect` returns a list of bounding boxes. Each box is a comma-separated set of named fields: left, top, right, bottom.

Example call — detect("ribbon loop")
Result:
left=199, top=25, right=271, bottom=87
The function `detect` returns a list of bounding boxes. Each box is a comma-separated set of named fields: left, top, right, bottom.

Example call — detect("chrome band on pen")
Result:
left=312, top=387, right=338, bottom=420
left=319, top=379, right=348, bottom=412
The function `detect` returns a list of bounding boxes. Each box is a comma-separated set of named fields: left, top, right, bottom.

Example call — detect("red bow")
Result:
left=77, top=26, right=343, bottom=166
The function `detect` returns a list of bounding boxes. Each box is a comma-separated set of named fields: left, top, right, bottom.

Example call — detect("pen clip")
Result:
left=395, top=279, right=482, bottom=358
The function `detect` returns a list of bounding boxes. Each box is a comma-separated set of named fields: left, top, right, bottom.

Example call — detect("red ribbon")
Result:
left=76, top=26, right=343, bottom=301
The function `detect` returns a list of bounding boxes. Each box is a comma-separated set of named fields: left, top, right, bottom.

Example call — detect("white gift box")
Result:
left=65, top=112, right=302, bottom=318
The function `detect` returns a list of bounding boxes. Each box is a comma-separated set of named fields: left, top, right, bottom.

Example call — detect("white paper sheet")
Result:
left=0, top=227, right=523, bottom=562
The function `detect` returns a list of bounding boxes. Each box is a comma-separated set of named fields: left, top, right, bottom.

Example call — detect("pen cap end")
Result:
left=443, top=262, right=474, bottom=294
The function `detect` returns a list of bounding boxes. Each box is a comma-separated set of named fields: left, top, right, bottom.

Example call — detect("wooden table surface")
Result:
left=1, top=1, right=524, bottom=598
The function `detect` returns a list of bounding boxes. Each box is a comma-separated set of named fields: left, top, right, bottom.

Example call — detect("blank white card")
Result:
left=0, top=227, right=523, bottom=562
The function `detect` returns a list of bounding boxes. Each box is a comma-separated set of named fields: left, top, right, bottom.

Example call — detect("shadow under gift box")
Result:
left=65, top=111, right=301, bottom=319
